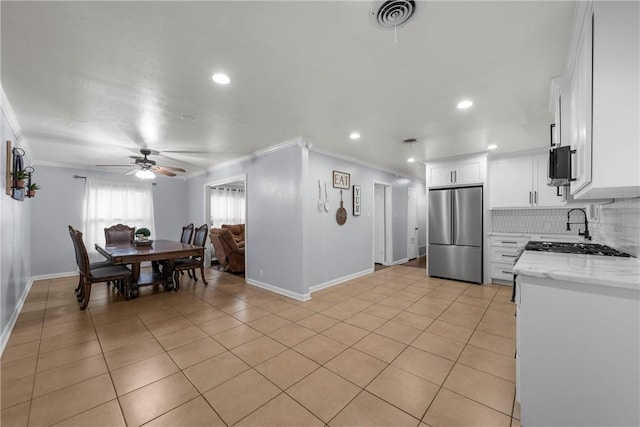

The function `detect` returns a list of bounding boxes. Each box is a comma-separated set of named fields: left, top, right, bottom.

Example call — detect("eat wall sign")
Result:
left=332, top=170, right=350, bottom=189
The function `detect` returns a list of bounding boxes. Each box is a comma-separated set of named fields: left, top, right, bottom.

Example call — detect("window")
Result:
left=210, top=186, right=245, bottom=227
left=82, top=177, right=155, bottom=261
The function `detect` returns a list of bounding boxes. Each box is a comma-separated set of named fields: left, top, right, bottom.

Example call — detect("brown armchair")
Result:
left=210, top=228, right=245, bottom=273
left=221, top=224, right=245, bottom=246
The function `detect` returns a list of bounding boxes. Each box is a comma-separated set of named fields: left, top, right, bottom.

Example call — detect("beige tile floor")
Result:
left=1, top=265, right=521, bottom=427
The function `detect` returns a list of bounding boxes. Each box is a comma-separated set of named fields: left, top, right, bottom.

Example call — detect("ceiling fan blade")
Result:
left=157, top=165, right=186, bottom=173
left=160, top=150, right=210, bottom=154
left=153, top=167, right=176, bottom=177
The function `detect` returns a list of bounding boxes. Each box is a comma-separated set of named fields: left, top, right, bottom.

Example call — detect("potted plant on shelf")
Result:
left=12, top=170, right=29, bottom=188
left=135, top=227, right=151, bottom=241
left=27, top=183, right=40, bottom=197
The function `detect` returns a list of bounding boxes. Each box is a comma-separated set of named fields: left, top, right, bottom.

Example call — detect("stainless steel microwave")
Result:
left=548, top=146, right=573, bottom=186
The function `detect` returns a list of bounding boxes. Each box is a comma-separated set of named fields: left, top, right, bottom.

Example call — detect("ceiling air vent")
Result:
left=370, top=0, right=417, bottom=29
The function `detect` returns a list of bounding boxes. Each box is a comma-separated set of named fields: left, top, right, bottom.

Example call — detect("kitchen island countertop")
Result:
left=513, top=250, right=640, bottom=290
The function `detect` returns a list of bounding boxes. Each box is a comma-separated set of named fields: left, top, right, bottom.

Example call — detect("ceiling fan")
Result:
left=97, top=149, right=186, bottom=179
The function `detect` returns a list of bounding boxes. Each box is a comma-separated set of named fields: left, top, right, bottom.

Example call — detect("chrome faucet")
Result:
left=566, top=208, right=591, bottom=240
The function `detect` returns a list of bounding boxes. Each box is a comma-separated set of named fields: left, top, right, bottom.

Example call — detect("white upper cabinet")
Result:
left=489, top=152, right=565, bottom=209
left=427, top=154, right=486, bottom=188
left=566, top=1, right=640, bottom=199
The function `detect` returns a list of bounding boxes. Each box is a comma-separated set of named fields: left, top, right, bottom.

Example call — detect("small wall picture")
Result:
left=12, top=187, right=24, bottom=201
left=333, top=170, right=350, bottom=189
left=352, top=185, right=361, bottom=216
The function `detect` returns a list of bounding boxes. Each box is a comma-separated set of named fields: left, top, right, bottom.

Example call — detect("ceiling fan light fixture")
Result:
left=135, top=169, right=156, bottom=180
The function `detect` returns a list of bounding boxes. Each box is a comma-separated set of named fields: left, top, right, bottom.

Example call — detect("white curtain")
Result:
left=82, top=177, right=155, bottom=261
left=210, top=187, right=245, bottom=227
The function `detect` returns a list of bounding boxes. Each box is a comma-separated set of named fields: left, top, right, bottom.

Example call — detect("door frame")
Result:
left=203, top=174, right=247, bottom=267
left=372, top=180, right=393, bottom=266
left=407, top=186, right=418, bottom=260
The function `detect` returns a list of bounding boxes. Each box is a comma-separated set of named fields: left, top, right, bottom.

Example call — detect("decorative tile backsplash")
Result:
left=491, top=198, right=640, bottom=257
left=596, top=198, right=640, bottom=257
left=491, top=208, right=587, bottom=236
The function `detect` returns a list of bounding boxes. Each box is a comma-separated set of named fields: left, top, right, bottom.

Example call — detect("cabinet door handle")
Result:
left=534, top=191, right=538, bottom=204
left=557, top=186, right=562, bottom=197
left=453, top=170, right=457, bottom=182
left=529, top=191, right=532, bottom=204
left=501, top=254, right=517, bottom=258
left=450, top=171, right=454, bottom=183
left=501, top=241, right=518, bottom=245
left=569, top=149, right=577, bottom=182
left=502, top=270, right=513, bottom=274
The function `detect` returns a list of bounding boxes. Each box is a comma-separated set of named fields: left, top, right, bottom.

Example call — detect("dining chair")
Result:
left=68, top=225, right=132, bottom=310
left=173, top=224, right=209, bottom=286
left=104, top=224, right=136, bottom=244
left=180, top=223, right=194, bottom=244
left=178, top=223, right=195, bottom=276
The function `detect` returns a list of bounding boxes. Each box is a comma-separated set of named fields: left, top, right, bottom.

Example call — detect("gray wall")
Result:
left=186, top=143, right=306, bottom=296
left=1, top=110, right=32, bottom=349
left=186, top=141, right=426, bottom=298
left=29, top=165, right=189, bottom=276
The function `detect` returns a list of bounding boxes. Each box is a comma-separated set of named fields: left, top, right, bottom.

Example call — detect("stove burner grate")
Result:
left=524, top=241, right=631, bottom=257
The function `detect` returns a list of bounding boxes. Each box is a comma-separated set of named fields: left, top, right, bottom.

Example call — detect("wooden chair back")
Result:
left=180, top=223, right=194, bottom=244
left=68, top=226, right=91, bottom=276
left=192, top=224, right=209, bottom=248
left=104, top=224, right=135, bottom=244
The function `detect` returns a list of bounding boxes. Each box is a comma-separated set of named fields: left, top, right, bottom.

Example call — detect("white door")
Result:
left=407, top=187, right=418, bottom=260
left=374, top=185, right=385, bottom=264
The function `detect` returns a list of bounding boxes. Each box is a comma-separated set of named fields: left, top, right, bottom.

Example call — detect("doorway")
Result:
left=373, top=181, right=392, bottom=267
left=203, top=174, right=247, bottom=268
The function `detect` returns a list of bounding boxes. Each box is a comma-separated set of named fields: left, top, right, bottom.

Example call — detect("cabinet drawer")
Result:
left=491, top=237, right=529, bottom=247
left=491, top=262, right=515, bottom=281
left=490, top=246, right=521, bottom=263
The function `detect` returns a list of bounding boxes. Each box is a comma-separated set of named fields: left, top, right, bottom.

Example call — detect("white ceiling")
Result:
left=1, top=1, right=575, bottom=180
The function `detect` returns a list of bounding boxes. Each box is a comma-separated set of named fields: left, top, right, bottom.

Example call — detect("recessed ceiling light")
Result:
left=349, top=132, right=361, bottom=140
left=212, top=73, right=230, bottom=85
left=487, top=144, right=498, bottom=150
left=457, top=100, right=473, bottom=109
left=407, top=157, right=416, bottom=163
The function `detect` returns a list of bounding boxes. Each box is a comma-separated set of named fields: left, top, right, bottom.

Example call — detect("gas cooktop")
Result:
left=525, top=241, right=631, bottom=257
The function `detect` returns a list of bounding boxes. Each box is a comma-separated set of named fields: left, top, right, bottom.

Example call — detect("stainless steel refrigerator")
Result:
left=428, top=186, right=483, bottom=284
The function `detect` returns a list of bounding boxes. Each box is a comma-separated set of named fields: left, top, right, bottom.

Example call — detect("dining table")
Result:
left=95, top=239, right=205, bottom=299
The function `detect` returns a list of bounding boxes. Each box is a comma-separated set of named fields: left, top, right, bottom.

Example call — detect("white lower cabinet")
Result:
left=489, top=236, right=531, bottom=284
left=516, top=275, right=640, bottom=426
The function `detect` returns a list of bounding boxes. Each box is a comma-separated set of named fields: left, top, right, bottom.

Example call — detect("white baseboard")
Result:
left=308, top=268, right=374, bottom=294
left=393, top=258, right=409, bottom=265
left=0, top=277, right=35, bottom=357
left=245, top=278, right=311, bottom=302
left=31, top=271, right=77, bottom=281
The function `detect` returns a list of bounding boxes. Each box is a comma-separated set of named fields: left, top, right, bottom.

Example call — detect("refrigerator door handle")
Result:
left=451, top=190, right=456, bottom=242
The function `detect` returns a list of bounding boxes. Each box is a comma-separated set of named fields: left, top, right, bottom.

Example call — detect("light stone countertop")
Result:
left=513, top=250, right=640, bottom=290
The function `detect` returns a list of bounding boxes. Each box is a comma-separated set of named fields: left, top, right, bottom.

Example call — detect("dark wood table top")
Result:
left=95, top=239, right=204, bottom=264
